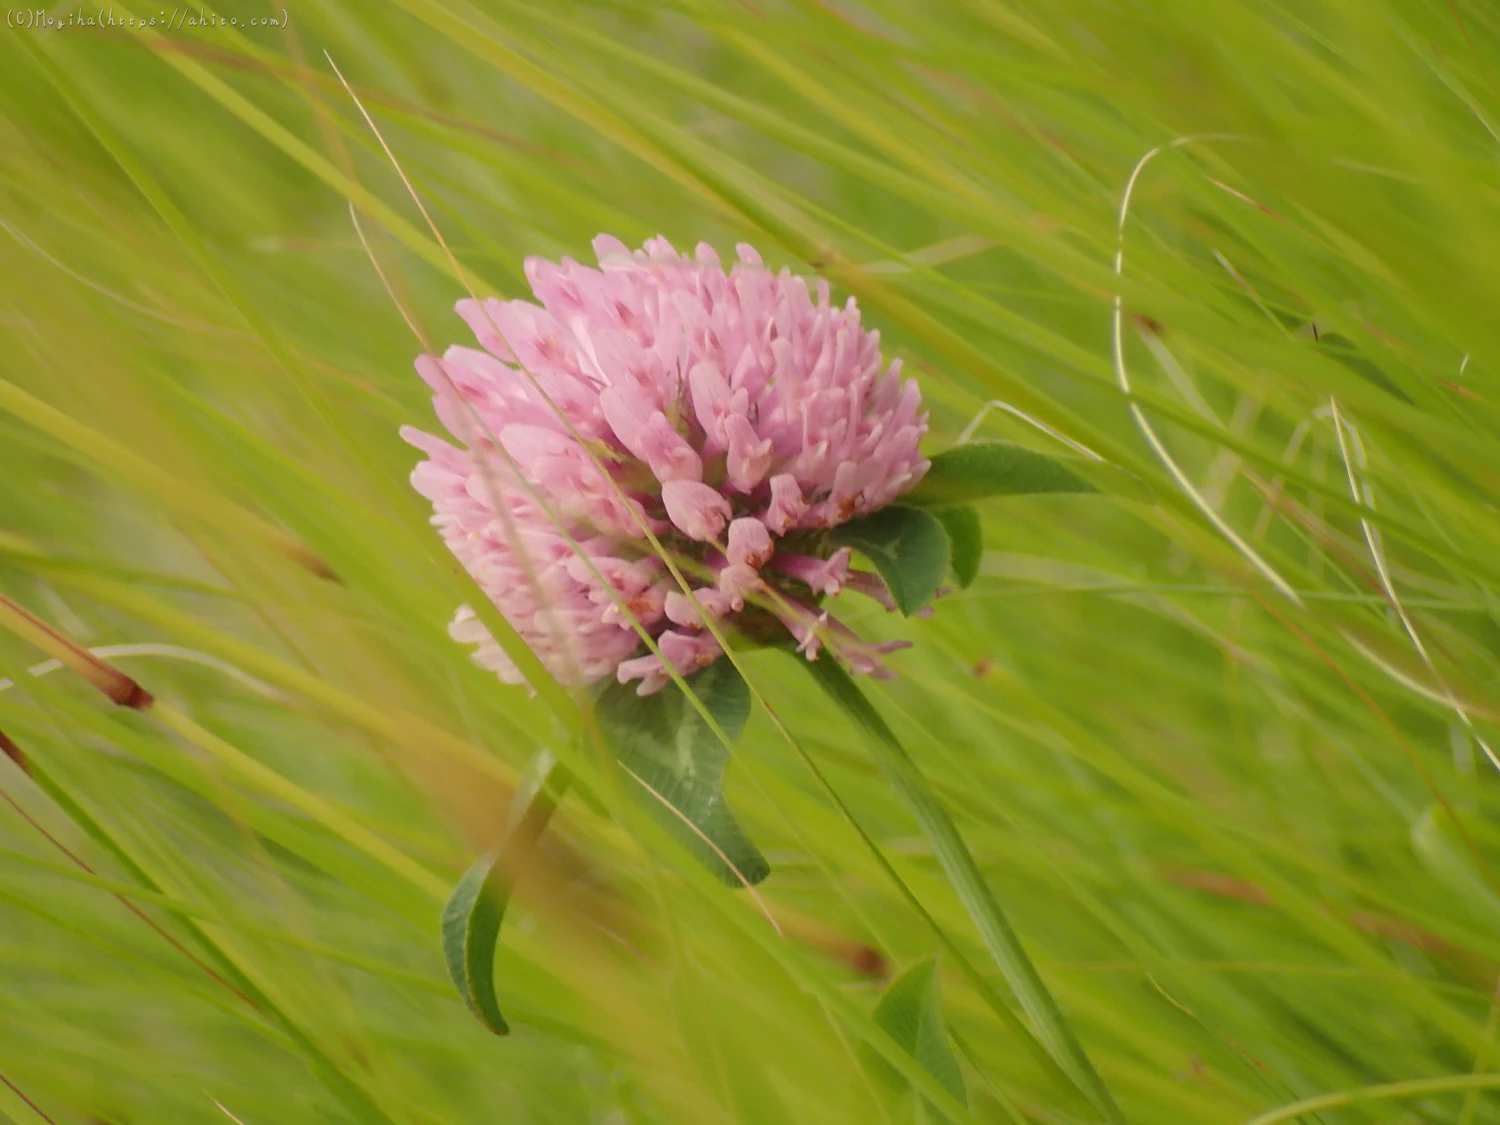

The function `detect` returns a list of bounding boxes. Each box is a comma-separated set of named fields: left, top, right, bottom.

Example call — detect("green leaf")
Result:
left=861, top=959, right=967, bottom=1118
left=442, top=750, right=570, bottom=1036
left=594, top=661, right=769, bottom=886
left=831, top=506, right=950, bottom=616
left=932, top=507, right=982, bottom=588
left=904, top=442, right=1150, bottom=507
left=805, top=657, right=1124, bottom=1124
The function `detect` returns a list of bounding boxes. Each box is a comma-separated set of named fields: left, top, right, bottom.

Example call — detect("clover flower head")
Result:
left=403, top=236, right=929, bottom=694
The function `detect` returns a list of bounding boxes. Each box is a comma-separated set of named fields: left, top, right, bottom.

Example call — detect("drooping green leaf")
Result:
left=594, top=661, right=769, bottom=886
left=904, top=442, right=1150, bottom=508
left=442, top=855, right=511, bottom=1036
left=860, top=959, right=967, bottom=1118
left=442, top=750, right=570, bottom=1036
left=831, top=506, right=950, bottom=616
left=932, top=507, right=982, bottom=588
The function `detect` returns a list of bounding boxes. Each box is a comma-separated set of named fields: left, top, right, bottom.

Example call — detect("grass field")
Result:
left=3, top=1, right=1500, bottom=1122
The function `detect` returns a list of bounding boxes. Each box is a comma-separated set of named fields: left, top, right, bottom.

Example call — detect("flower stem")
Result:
left=807, top=657, right=1126, bottom=1125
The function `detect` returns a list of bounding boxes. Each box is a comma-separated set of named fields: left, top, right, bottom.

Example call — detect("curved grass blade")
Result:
left=806, top=657, right=1125, bottom=1125
left=442, top=749, right=571, bottom=1035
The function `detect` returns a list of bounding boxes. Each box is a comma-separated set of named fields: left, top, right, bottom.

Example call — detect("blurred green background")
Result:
left=3, top=0, right=1500, bottom=1122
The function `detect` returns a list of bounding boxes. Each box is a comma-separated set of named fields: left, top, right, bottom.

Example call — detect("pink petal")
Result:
left=716, top=563, right=762, bottom=611
left=617, top=654, right=670, bottom=695
left=725, top=414, right=774, bottom=492
left=774, top=548, right=852, bottom=596
left=688, top=361, right=732, bottom=443
left=661, top=480, right=732, bottom=541
left=599, top=388, right=655, bottom=452
left=727, top=517, right=774, bottom=569
left=763, top=474, right=808, bottom=535
left=665, top=587, right=734, bottom=628
left=659, top=629, right=723, bottom=675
